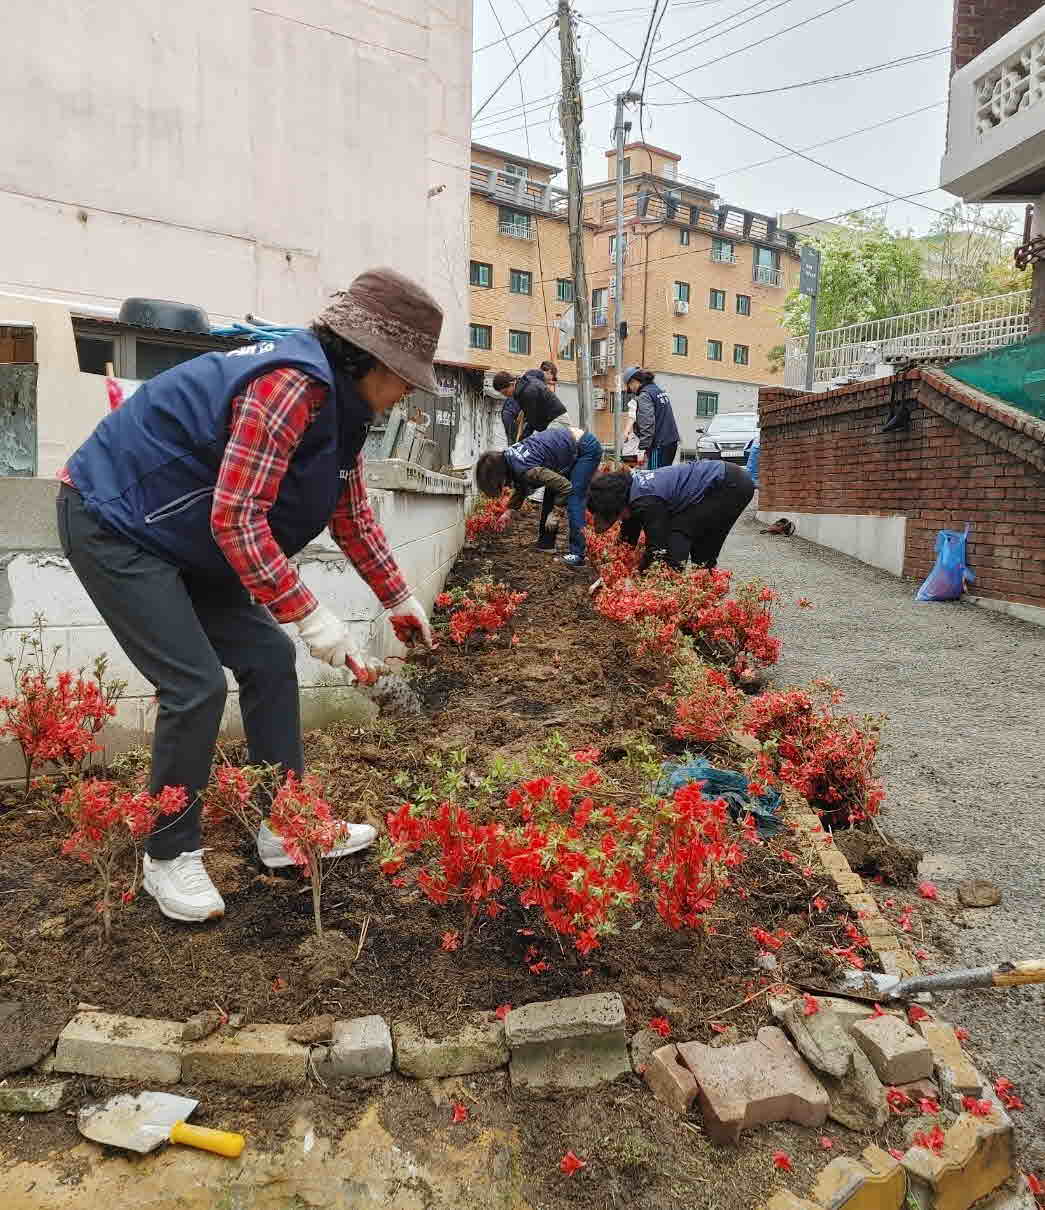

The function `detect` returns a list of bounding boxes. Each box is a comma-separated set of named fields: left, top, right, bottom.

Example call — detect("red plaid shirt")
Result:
left=61, top=367, right=409, bottom=623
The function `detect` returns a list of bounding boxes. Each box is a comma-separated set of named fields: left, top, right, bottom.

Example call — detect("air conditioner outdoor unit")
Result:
left=673, top=300, right=689, bottom=315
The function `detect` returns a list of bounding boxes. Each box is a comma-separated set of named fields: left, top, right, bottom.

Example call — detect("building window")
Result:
left=734, top=343, right=750, bottom=365
left=709, top=288, right=726, bottom=311
left=696, top=391, right=719, bottom=417
left=621, top=157, right=631, bottom=176
left=711, top=237, right=736, bottom=264
left=609, top=234, right=627, bottom=258
left=508, top=329, right=531, bottom=355
left=556, top=278, right=574, bottom=302
left=470, top=261, right=492, bottom=288
left=504, top=161, right=528, bottom=178
left=560, top=339, right=575, bottom=360
left=679, top=228, right=690, bottom=246
left=72, top=319, right=231, bottom=379
left=753, top=246, right=782, bottom=286
left=498, top=206, right=532, bottom=239
left=469, top=324, right=492, bottom=351
left=707, top=339, right=723, bottom=361
left=591, top=286, right=608, bottom=325
left=672, top=334, right=688, bottom=356
left=510, top=269, right=532, bottom=295
left=736, top=294, right=751, bottom=316
left=673, top=281, right=690, bottom=303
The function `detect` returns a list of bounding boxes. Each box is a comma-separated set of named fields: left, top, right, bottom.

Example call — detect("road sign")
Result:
left=799, top=246, right=821, bottom=297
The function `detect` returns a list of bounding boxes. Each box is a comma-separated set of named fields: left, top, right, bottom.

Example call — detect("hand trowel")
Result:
left=77, top=1091, right=245, bottom=1156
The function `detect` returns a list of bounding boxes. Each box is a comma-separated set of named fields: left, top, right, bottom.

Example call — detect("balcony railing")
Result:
left=754, top=265, right=783, bottom=287
left=782, top=290, right=1032, bottom=388
left=591, top=356, right=607, bottom=375
left=591, top=308, right=608, bottom=327
left=472, top=163, right=569, bottom=217
left=711, top=248, right=737, bottom=264
left=498, top=222, right=534, bottom=240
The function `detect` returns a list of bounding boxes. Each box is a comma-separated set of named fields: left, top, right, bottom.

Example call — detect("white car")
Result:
left=697, top=412, right=759, bottom=464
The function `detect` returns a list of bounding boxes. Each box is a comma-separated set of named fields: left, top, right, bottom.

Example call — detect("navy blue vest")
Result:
left=640, top=382, right=680, bottom=447
left=629, top=460, right=725, bottom=513
left=503, top=427, right=577, bottom=482
left=67, top=330, right=369, bottom=584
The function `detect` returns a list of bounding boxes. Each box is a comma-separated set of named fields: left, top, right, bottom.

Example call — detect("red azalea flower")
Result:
left=886, top=1087, right=912, bottom=1112
left=560, top=1150, right=587, bottom=1176
left=955, top=1026, right=970, bottom=1042
left=1025, top=1172, right=1044, bottom=1196
left=812, top=896, right=828, bottom=912
left=494, top=1003, right=512, bottom=1021
left=451, top=1102, right=469, bottom=1123
left=888, top=1148, right=905, bottom=1161
left=819, top=1136, right=834, bottom=1149
left=772, top=1151, right=792, bottom=1172
left=571, top=748, right=601, bottom=764
left=962, top=1096, right=993, bottom=1118
left=440, top=930, right=461, bottom=952
left=908, top=1004, right=929, bottom=1024
left=871, top=1003, right=887, bottom=1017
left=918, top=881, right=939, bottom=900
left=709, top=1022, right=727, bottom=1033
left=802, top=993, right=820, bottom=1016
left=913, top=1125, right=946, bottom=1155
left=649, top=1017, right=671, bottom=1038
left=918, top=1097, right=941, bottom=1115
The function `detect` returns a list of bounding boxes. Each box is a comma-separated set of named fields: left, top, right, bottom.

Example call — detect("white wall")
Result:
left=652, top=371, right=761, bottom=453
left=0, top=1, right=471, bottom=358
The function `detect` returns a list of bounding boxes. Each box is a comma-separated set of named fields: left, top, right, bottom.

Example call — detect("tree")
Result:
left=920, top=202, right=1028, bottom=299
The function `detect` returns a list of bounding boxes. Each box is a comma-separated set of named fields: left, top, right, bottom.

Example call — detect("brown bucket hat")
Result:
left=316, top=267, right=443, bottom=394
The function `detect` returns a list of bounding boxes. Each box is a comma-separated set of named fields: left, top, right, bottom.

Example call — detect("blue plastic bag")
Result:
left=915, top=525, right=974, bottom=603
left=745, top=440, right=760, bottom=486
left=654, top=756, right=782, bottom=836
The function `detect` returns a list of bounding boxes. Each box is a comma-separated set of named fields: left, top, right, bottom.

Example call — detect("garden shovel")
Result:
left=77, top=1091, right=245, bottom=1156
left=802, top=958, right=1045, bottom=1005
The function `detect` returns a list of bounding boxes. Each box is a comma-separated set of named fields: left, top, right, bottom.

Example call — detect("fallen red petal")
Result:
left=560, top=1150, right=587, bottom=1176
left=451, top=1102, right=469, bottom=1123
left=772, top=1151, right=793, bottom=1172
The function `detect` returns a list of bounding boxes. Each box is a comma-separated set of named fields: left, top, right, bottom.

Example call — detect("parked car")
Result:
left=696, top=411, right=759, bottom=463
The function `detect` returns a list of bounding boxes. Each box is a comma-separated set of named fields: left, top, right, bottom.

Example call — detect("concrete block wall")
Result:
left=0, top=466, right=468, bottom=777
left=757, top=369, right=1045, bottom=614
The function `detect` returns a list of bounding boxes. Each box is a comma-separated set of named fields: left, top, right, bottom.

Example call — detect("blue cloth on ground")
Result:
left=654, top=756, right=782, bottom=836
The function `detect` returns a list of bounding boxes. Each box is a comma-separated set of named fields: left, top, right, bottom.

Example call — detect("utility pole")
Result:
left=558, top=0, right=593, bottom=430
left=612, top=91, right=641, bottom=459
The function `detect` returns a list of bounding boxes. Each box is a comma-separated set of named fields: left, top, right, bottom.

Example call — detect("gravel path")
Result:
left=725, top=510, right=1045, bottom=1157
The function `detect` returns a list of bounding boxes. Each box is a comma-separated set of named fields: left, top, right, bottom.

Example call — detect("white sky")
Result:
left=470, top=0, right=1018, bottom=238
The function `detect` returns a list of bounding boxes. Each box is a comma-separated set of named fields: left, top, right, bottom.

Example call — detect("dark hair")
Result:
left=539, top=360, right=558, bottom=377
left=476, top=451, right=510, bottom=498
left=587, top=470, right=632, bottom=521
left=310, top=323, right=379, bottom=379
left=492, top=371, right=516, bottom=392
left=634, top=370, right=656, bottom=386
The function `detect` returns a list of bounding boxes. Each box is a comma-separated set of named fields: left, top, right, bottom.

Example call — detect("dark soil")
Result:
left=0, top=513, right=909, bottom=1202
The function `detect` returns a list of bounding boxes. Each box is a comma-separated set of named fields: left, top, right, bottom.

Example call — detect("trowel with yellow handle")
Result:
left=802, top=958, right=1045, bottom=1005
left=77, top=1091, right=245, bottom=1157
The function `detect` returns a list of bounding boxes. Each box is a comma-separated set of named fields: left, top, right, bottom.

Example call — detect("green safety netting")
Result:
left=946, top=333, right=1045, bottom=420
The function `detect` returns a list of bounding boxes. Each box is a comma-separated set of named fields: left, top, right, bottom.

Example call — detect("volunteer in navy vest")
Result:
left=624, top=367, right=680, bottom=469
left=57, top=268, right=441, bottom=925
left=500, top=361, right=558, bottom=443
left=586, top=459, right=754, bottom=578
left=475, top=425, right=602, bottom=566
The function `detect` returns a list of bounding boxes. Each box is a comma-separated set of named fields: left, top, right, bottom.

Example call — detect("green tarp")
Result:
left=946, top=333, right=1045, bottom=420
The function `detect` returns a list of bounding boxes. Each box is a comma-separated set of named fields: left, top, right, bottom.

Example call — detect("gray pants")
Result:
left=57, top=485, right=304, bottom=859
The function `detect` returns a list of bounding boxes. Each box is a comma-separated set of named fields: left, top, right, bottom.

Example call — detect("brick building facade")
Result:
left=951, top=0, right=1042, bottom=71
left=758, top=369, right=1045, bottom=615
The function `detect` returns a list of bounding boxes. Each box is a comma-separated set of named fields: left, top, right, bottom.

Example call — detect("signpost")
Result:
left=800, top=245, right=822, bottom=392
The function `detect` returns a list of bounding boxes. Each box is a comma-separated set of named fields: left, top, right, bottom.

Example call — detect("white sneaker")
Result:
left=256, top=819, right=377, bottom=869
left=143, top=850, right=225, bottom=922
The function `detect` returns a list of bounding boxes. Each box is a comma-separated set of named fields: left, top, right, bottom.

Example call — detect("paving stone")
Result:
left=917, top=1020, right=984, bottom=1098
left=957, top=879, right=1001, bottom=908
left=504, top=993, right=625, bottom=1046
left=811, top=1145, right=906, bottom=1210
left=903, top=1105, right=1013, bottom=1210
left=644, top=1044, right=698, bottom=1114
left=851, top=1015, right=933, bottom=1085
left=0, top=1082, right=68, bottom=1112
left=677, top=1026, right=829, bottom=1146
left=758, top=1194, right=825, bottom=1210
left=880, top=949, right=921, bottom=978
left=630, top=1028, right=661, bottom=1074
left=833, top=873, right=865, bottom=894
left=776, top=997, right=855, bottom=1078
left=774, top=996, right=874, bottom=1038
left=313, top=1015, right=392, bottom=1079
left=394, top=1015, right=507, bottom=1079
left=54, top=1012, right=183, bottom=1083
left=510, top=1032, right=630, bottom=1092
left=183, top=1023, right=307, bottom=1087
left=821, top=1045, right=888, bottom=1132
left=843, top=892, right=879, bottom=914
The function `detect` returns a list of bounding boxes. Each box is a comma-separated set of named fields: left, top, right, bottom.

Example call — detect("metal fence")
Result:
left=783, top=290, right=1032, bottom=387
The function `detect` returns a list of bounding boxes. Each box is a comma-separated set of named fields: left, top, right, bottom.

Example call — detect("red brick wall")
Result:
left=758, top=371, right=1045, bottom=609
left=952, top=1, right=1041, bottom=72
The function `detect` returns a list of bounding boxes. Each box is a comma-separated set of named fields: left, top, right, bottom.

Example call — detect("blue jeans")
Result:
left=567, top=432, right=602, bottom=558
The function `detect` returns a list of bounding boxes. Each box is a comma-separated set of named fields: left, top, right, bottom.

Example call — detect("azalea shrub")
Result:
left=60, top=778, right=186, bottom=939
left=0, top=628, right=125, bottom=793
left=671, top=662, right=746, bottom=746
left=465, top=490, right=512, bottom=544
left=742, top=680, right=885, bottom=824
left=380, top=754, right=750, bottom=954
left=434, top=577, right=527, bottom=645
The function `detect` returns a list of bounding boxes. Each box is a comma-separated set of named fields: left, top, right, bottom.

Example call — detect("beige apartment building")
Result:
left=468, top=139, right=800, bottom=452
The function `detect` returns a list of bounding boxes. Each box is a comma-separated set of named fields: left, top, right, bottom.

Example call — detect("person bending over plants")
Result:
left=475, top=425, right=602, bottom=566
left=587, top=459, right=754, bottom=575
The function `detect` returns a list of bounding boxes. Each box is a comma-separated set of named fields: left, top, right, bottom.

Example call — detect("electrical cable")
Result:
left=628, top=0, right=665, bottom=93
left=472, top=22, right=556, bottom=120
left=474, top=9, right=556, bottom=53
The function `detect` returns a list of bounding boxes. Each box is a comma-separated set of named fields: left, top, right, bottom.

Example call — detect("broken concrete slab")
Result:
left=774, top=994, right=875, bottom=1039
left=629, top=1028, right=661, bottom=1075
left=903, top=1104, right=1013, bottom=1210
left=851, top=1014, right=933, bottom=1085
left=182, top=1010, right=224, bottom=1043
left=54, top=1012, right=182, bottom=1083
left=504, top=993, right=625, bottom=1046
left=821, top=1044, right=889, bottom=1132
left=0, top=1082, right=68, bottom=1113
left=812, top=1144, right=906, bottom=1210
left=506, top=993, right=629, bottom=1092
left=917, top=1020, right=984, bottom=1098
left=314, top=1016, right=392, bottom=1079
left=0, top=1001, right=67, bottom=1078
left=644, top=1044, right=697, bottom=1114
left=776, top=997, right=855, bottom=1078
left=677, top=1026, right=829, bottom=1145
left=393, top=1016, right=507, bottom=1079
left=957, top=879, right=1001, bottom=908
left=183, top=1023, right=307, bottom=1087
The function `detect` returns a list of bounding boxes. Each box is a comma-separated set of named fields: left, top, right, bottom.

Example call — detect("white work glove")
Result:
left=588, top=577, right=604, bottom=597
left=389, top=594, right=434, bottom=649
left=544, top=507, right=566, bottom=536
left=296, top=604, right=384, bottom=685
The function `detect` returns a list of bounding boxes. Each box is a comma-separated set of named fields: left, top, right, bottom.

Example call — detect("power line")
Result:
left=474, top=0, right=801, bottom=130
left=472, top=21, right=555, bottom=120
left=640, top=0, right=672, bottom=99
left=474, top=9, right=556, bottom=53
left=628, top=0, right=665, bottom=94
